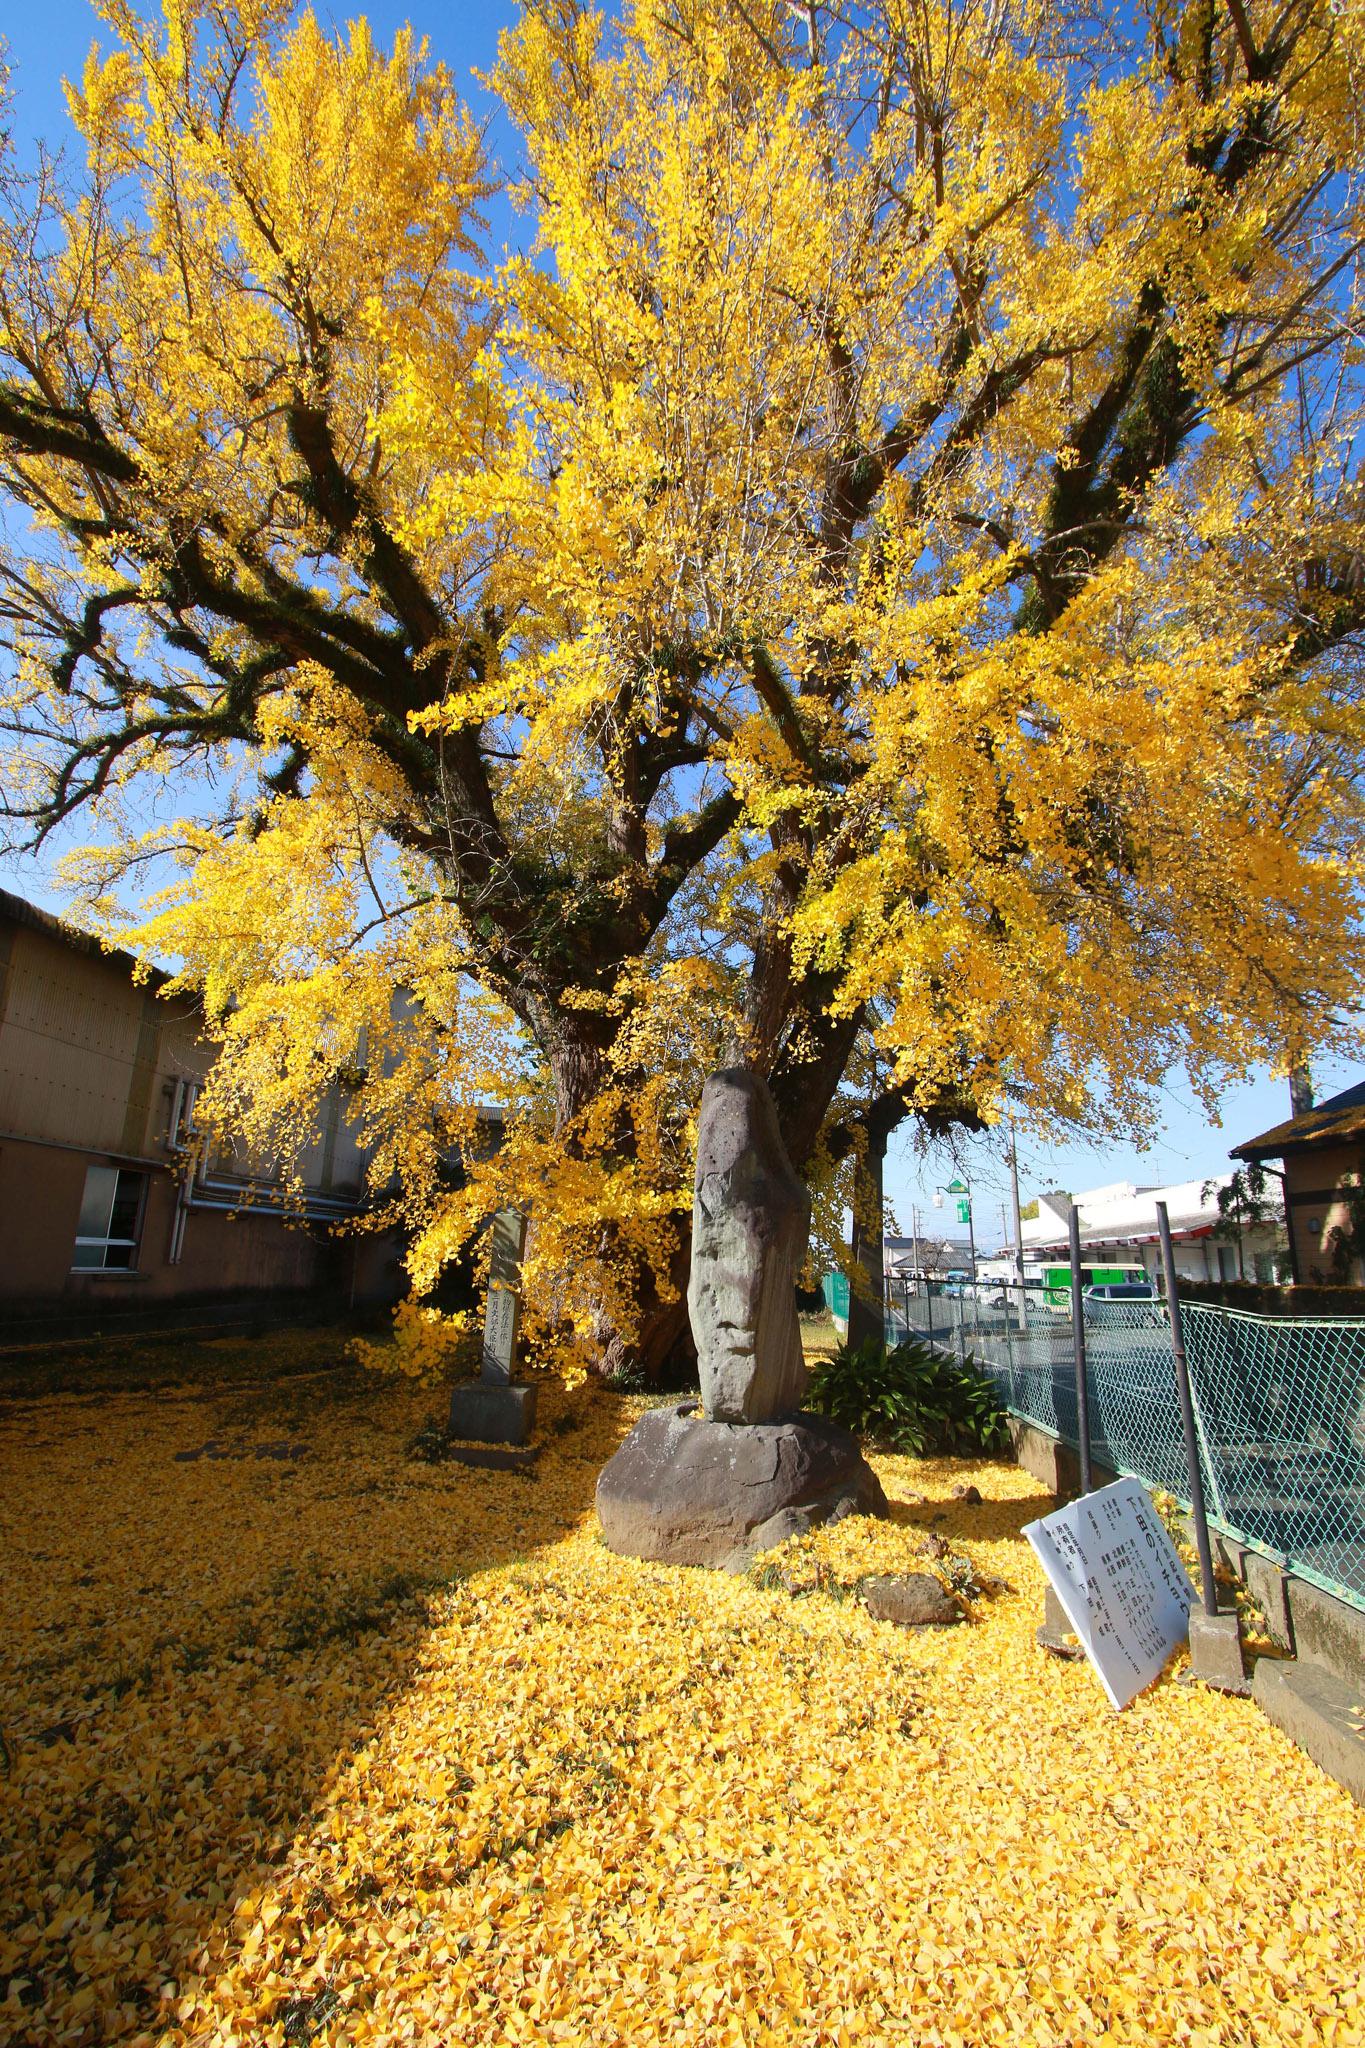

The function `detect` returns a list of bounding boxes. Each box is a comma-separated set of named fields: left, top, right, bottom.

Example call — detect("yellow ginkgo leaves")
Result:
left=3, top=1353, right=1364, bottom=2048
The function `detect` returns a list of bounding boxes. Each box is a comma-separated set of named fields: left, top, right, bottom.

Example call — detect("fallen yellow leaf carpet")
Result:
left=2, top=1356, right=1362, bottom=2047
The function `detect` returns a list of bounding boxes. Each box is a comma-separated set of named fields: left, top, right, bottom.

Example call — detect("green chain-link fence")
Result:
left=887, top=1283, right=1365, bottom=1613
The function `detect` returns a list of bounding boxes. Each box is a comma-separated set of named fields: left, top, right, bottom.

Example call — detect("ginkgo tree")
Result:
left=3, top=0, right=1365, bottom=1378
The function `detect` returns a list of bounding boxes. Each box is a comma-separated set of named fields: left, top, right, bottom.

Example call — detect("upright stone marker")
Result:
left=596, top=1067, right=888, bottom=1569
left=448, top=1208, right=538, bottom=1446
left=1024, top=1477, right=1195, bottom=1709
left=689, top=1067, right=811, bottom=1423
left=481, top=1207, right=525, bottom=1384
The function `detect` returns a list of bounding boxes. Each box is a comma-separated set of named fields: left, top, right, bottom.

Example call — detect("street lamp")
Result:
left=938, top=1176, right=978, bottom=1284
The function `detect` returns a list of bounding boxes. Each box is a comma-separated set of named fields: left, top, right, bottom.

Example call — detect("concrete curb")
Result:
left=1253, top=1660, right=1365, bottom=1808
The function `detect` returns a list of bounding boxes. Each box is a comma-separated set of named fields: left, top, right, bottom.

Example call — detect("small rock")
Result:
left=952, top=1484, right=983, bottom=1505
left=748, top=1506, right=815, bottom=1552
left=858, top=1572, right=960, bottom=1627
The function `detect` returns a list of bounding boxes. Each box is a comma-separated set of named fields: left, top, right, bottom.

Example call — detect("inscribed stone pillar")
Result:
left=688, top=1067, right=811, bottom=1424
left=448, top=1207, right=537, bottom=1445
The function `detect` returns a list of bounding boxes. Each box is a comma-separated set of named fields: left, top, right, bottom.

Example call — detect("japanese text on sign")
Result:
left=1024, top=1478, right=1195, bottom=1710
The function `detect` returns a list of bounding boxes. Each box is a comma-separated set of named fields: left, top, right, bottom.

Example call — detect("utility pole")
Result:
left=1008, top=1118, right=1028, bottom=1333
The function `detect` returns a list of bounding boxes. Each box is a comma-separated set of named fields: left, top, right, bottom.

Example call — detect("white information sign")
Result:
left=1024, top=1478, right=1196, bottom=1710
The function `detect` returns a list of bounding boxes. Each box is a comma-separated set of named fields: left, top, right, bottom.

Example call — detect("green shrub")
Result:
left=805, top=1338, right=1009, bottom=1456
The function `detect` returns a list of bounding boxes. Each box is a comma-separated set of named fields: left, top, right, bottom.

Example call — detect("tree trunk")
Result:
left=540, top=979, right=864, bottom=1383
left=597, top=1219, right=697, bottom=1386
left=846, top=1130, right=887, bottom=1352
left=546, top=1012, right=612, bottom=1140
left=541, top=1008, right=699, bottom=1382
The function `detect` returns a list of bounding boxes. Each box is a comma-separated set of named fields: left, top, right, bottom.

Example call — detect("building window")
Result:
left=72, top=1165, right=146, bottom=1271
left=168, top=1079, right=200, bottom=1151
left=1217, top=1244, right=1237, bottom=1282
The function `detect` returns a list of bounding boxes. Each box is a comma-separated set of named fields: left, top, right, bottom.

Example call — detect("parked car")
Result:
left=1082, top=1281, right=1164, bottom=1326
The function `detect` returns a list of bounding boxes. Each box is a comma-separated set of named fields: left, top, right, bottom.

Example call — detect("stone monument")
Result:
left=690, top=1066, right=810, bottom=1422
left=447, top=1208, right=539, bottom=1446
left=596, top=1068, right=886, bottom=1569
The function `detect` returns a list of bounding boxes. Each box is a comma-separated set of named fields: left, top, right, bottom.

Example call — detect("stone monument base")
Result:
left=448, top=1382, right=538, bottom=1446
left=1187, top=1607, right=1250, bottom=1694
left=596, top=1403, right=887, bottom=1571
left=1036, top=1581, right=1085, bottom=1659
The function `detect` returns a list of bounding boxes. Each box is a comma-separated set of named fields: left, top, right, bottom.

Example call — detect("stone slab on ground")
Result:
left=1254, top=1657, right=1365, bottom=1807
left=445, top=1443, right=540, bottom=1472
left=596, top=1402, right=887, bottom=1568
left=448, top=1382, right=538, bottom=1446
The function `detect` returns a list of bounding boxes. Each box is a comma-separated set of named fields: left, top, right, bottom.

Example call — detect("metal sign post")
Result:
left=1038, top=1203, right=1095, bottom=1658
left=1155, top=1201, right=1217, bottom=1618
left=1008, top=1121, right=1028, bottom=1335
left=1152, top=1203, right=1248, bottom=1689
left=1068, top=1206, right=1094, bottom=1496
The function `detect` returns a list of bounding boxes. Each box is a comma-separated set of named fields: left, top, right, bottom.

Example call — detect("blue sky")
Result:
left=3, top=0, right=1359, bottom=1231
left=881, top=1065, right=1352, bottom=1259
left=3, top=2, right=515, bottom=148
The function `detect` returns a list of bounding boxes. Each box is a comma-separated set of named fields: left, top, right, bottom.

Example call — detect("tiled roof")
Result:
left=1233, top=1079, right=1365, bottom=1161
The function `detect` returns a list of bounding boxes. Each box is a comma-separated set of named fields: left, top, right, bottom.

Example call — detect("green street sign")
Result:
left=956, top=1197, right=970, bottom=1224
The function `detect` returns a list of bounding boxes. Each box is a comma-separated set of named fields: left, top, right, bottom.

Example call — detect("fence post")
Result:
left=1156, top=1201, right=1218, bottom=1618
left=1186, top=1306, right=1230, bottom=1527
left=1069, top=1208, right=1094, bottom=1495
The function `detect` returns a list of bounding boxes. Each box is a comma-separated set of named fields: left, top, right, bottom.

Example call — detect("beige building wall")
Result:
left=1283, top=1143, right=1365, bottom=1283
left=0, top=910, right=206, bottom=1157
left=0, top=895, right=402, bottom=1331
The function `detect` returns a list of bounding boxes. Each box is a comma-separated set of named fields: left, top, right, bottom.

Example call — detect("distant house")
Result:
left=882, top=1234, right=962, bottom=1281
left=1233, top=1080, right=1365, bottom=1285
left=1020, top=1177, right=1285, bottom=1287
left=0, top=889, right=405, bottom=1341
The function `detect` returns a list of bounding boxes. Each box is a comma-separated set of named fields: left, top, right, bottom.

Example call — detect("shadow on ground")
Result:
left=0, top=1322, right=363, bottom=1401
left=882, top=1480, right=1045, bottom=1551
left=0, top=1356, right=633, bottom=2047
